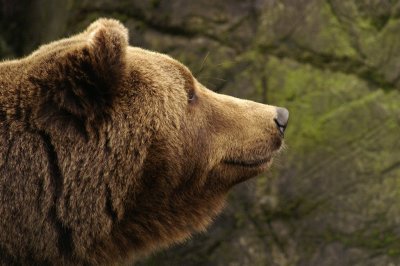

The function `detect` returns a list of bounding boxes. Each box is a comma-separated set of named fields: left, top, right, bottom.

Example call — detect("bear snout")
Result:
left=274, top=107, right=289, bottom=135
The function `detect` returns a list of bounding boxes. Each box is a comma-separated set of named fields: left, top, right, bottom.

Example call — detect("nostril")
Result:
left=274, top=107, right=289, bottom=135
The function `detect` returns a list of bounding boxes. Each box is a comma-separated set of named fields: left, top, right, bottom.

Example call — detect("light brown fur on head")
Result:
left=0, top=18, right=287, bottom=265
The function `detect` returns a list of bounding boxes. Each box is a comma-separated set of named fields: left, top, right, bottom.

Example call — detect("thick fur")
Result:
left=0, top=19, right=285, bottom=265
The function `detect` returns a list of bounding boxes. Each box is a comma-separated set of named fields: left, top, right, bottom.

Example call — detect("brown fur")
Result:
left=0, top=19, right=286, bottom=265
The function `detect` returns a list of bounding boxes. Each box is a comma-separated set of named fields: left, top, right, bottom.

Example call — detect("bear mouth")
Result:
left=222, top=156, right=271, bottom=168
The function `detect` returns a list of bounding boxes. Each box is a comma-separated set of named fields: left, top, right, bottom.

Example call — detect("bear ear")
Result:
left=32, top=18, right=129, bottom=126
left=84, top=18, right=129, bottom=80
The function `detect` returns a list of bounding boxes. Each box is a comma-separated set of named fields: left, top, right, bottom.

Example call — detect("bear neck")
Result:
left=0, top=59, right=33, bottom=124
left=0, top=59, right=24, bottom=85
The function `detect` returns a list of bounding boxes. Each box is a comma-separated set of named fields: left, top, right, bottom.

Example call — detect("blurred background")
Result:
left=1, top=0, right=400, bottom=265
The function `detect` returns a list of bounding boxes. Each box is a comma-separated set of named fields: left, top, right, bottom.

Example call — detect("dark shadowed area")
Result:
left=1, top=0, right=399, bottom=265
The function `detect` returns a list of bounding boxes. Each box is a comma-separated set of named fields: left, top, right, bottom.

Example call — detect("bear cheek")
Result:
left=181, top=123, right=213, bottom=186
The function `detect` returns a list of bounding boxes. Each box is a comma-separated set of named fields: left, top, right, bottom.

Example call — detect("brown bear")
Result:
left=0, top=18, right=288, bottom=265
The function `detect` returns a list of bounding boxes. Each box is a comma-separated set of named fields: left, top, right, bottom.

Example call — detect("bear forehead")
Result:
left=125, top=47, right=195, bottom=93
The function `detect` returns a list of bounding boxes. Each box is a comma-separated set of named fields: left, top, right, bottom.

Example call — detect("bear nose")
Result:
left=274, top=107, right=289, bottom=135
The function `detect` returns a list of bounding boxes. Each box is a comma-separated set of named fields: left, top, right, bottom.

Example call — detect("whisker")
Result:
left=199, top=76, right=227, bottom=82
left=195, top=51, right=210, bottom=76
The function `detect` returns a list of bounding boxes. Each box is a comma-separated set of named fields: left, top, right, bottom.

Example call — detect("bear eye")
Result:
left=188, top=88, right=196, bottom=103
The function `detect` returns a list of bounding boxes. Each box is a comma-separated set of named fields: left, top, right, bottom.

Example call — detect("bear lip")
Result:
left=222, top=156, right=271, bottom=168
